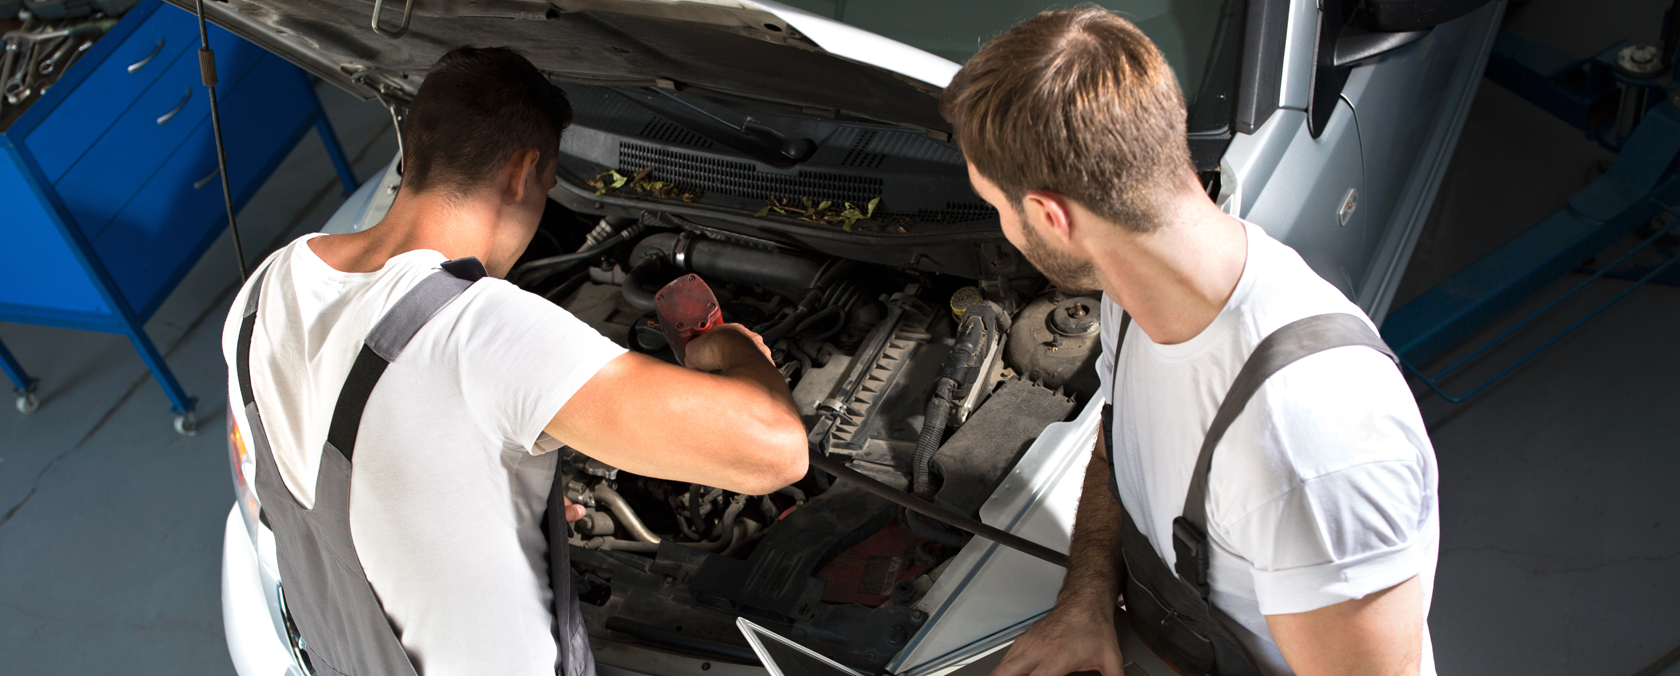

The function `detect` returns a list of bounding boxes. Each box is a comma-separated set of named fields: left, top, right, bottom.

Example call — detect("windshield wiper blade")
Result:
left=613, top=86, right=803, bottom=168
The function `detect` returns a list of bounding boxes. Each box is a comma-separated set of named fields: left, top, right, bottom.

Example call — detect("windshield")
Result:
left=776, top=0, right=1235, bottom=108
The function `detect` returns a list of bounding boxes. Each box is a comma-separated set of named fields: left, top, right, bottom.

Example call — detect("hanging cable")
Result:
left=193, top=0, right=247, bottom=281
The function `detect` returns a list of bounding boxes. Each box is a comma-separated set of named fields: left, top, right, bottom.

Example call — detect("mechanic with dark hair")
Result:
left=942, top=9, right=1440, bottom=676
left=221, top=47, right=807, bottom=676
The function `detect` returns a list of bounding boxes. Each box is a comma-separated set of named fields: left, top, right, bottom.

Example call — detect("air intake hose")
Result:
left=629, top=233, right=823, bottom=300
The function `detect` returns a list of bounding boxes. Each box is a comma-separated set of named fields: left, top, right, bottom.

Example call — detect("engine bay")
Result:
left=519, top=206, right=1103, bottom=672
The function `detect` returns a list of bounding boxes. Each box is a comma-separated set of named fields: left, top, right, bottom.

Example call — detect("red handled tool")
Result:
left=653, top=274, right=724, bottom=365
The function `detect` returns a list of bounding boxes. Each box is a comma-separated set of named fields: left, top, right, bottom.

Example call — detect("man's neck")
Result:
left=309, top=191, right=500, bottom=274
left=1090, top=193, right=1247, bottom=346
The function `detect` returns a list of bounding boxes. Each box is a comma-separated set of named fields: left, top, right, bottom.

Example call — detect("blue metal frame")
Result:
left=0, top=338, right=36, bottom=397
left=1382, top=86, right=1680, bottom=402
left=0, top=4, right=359, bottom=417
left=1484, top=30, right=1675, bottom=152
left=1, top=137, right=203, bottom=413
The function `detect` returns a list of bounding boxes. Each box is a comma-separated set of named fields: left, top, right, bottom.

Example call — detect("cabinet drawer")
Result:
left=93, top=53, right=318, bottom=316
left=91, top=118, right=225, bottom=316
left=25, top=3, right=198, bottom=183
left=54, top=31, right=270, bottom=242
left=55, top=48, right=205, bottom=242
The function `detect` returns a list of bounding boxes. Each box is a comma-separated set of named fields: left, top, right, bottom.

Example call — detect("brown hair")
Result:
left=402, top=46, right=573, bottom=197
left=940, top=7, right=1192, bottom=232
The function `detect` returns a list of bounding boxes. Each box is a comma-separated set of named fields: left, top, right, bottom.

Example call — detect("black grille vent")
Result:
left=909, top=201, right=997, bottom=224
left=619, top=142, right=884, bottom=205
left=639, top=120, right=714, bottom=149
left=842, top=130, right=887, bottom=168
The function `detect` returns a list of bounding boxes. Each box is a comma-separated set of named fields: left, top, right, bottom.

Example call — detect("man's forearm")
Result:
left=1057, top=429, right=1126, bottom=617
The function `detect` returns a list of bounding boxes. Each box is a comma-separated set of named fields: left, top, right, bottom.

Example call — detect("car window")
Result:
left=777, top=0, right=1232, bottom=107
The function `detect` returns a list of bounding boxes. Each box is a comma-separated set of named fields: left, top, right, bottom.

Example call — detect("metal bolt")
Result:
left=1065, top=303, right=1088, bottom=319
left=1616, top=43, right=1665, bottom=78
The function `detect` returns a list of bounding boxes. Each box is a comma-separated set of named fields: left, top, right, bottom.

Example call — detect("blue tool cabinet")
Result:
left=0, top=0, right=357, bottom=431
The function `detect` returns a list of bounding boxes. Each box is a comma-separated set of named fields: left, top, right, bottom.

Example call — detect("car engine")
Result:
left=511, top=204, right=1104, bottom=672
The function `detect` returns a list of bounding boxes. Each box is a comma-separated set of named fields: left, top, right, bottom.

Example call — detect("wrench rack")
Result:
left=0, top=0, right=357, bottom=433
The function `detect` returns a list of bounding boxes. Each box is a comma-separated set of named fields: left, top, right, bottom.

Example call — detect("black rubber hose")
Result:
left=631, top=233, right=823, bottom=299
left=788, top=305, right=843, bottom=338
left=913, top=314, right=989, bottom=497
left=621, top=257, right=664, bottom=312
left=759, top=302, right=815, bottom=344
left=913, top=379, right=955, bottom=497
left=784, top=341, right=814, bottom=375
left=808, top=450, right=1069, bottom=568
left=541, top=271, right=591, bottom=304
left=512, top=220, right=646, bottom=285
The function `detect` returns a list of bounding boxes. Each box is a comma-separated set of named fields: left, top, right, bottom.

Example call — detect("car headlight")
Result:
left=227, top=410, right=262, bottom=545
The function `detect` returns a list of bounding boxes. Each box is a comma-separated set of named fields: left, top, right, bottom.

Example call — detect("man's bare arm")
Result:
left=1266, top=576, right=1423, bottom=676
left=545, top=324, right=808, bottom=496
left=991, top=428, right=1127, bottom=676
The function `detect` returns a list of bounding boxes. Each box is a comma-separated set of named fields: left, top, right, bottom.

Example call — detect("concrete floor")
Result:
left=4, top=1, right=1680, bottom=673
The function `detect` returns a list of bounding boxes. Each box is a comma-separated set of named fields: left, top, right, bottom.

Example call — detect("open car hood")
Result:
left=167, top=0, right=961, bottom=132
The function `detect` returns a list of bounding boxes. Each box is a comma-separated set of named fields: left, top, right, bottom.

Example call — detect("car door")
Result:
left=1340, top=1, right=1507, bottom=319
left=1244, top=99, right=1369, bottom=300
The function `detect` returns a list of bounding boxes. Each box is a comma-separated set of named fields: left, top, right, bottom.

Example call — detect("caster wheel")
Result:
left=174, top=412, right=198, bottom=436
left=16, top=392, right=39, bottom=415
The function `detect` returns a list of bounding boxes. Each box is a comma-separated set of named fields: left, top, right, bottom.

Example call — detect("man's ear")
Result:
left=1021, top=190, right=1075, bottom=245
left=508, top=148, right=543, bottom=203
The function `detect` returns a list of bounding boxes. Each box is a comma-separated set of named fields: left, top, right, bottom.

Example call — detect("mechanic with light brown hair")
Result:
left=941, top=8, right=1440, bottom=676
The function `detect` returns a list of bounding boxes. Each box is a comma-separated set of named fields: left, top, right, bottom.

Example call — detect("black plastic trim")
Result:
left=1233, top=0, right=1292, bottom=134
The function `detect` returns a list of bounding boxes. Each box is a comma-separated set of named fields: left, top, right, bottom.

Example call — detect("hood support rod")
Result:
left=194, top=0, right=245, bottom=281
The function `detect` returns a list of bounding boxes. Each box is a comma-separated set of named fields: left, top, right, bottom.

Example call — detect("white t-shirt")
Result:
left=1096, top=220, right=1439, bottom=676
left=221, top=234, right=626, bottom=675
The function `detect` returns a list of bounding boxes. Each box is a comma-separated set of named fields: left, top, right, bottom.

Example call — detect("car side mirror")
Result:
left=1364, top=0, right=1495, bottom=32
left=1334, top=26, right=1432, bottom=68
left=1308, top=0, right=1494, bottom=137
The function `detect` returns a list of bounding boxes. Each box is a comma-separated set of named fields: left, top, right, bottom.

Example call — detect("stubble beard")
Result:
left=1019, top=217, right=1103, bottom=295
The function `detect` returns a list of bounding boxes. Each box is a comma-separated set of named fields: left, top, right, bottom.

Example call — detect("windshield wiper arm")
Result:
left=613, top=87, right=805, bottom=168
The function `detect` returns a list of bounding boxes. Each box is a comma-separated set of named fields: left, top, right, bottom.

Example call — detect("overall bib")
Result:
left=1103, top=312, right=1397, bottom=676
left=235, top=257, right=595, bottom=676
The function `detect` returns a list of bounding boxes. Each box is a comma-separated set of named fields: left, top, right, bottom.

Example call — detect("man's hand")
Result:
left=991, top=604, right=1126, bottom=676
left=683, top=323, right=773, bottom=372
left=563, top=497, right=586, bottom=523
left=992, top=427, right=1130, bottom=676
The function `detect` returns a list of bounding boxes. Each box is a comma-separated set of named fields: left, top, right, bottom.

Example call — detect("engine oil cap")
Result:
left=950, top=286, right=982, bottom=317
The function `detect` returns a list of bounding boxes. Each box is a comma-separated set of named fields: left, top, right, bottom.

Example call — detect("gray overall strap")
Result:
left=1172, top=313, right=1397, bottom=598
left=237, top=258, right=482, bottom=676
left=1102, top=312, right=1132, bottom=501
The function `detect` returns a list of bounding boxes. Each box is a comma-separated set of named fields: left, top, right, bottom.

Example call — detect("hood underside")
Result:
left=167, top=0, right=958, bottom=132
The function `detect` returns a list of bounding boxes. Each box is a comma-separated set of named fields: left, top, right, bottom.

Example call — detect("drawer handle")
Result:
left=194, top=167, right=219, bottom=190
left=157, top=90, right=191, bottom=125
left=128, top=38, right=165, bottom=74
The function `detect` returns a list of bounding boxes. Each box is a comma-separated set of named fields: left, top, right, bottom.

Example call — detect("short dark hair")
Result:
left=402, top=46, right=573, bottom=197
left=941, top=8, right=1192, bottom=232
